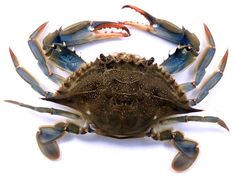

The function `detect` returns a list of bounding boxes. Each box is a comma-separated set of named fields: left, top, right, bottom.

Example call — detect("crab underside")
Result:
left=6, top=5, right=229, bottom=172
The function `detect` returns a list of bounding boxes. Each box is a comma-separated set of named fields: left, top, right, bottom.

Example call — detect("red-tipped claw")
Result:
left=122, top=5, right=157, bottom=25
left=29, top=21, right=48, bottom=40
left=93, top=22, right=130, bottom=37
left=9, top=48, right=19, bottom=68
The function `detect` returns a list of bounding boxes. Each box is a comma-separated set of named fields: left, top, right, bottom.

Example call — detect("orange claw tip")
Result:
left=122, top=5, right=141, bottom=12
left=29, top=21, right=49, bottom=39
left=203, top=23, right=215, bottom=47
left=122, top=4, right=145, bottom=15
left=203, top=23, right=210, bottom=33
left=224, top=49, right=229, bottom=59
left=122, top=5, right=156, bottom=25
left=122, top=5, right=133, bottom=9
left=203, top=23, right=212, bottom=39
left=222, top=49, right=229, bottom=62
left=9, top=47, right=19, bottom=67
left=203, top=23, right=215, bottom=48
left=219, top=49, right=229, bottom=72
left=34, top=21, right=49, bottom=34
left=37, top=21, right=49, bottom=31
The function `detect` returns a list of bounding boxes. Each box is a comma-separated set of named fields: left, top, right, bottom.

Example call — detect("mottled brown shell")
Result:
left=46, top=53, right=197, bottom=138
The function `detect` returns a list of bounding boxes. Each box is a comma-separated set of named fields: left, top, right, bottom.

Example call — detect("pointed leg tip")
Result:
left=203, top=23, right=211, bottom=33
left=219, top=49, right=229, bottom=72
left=203, top=23, right=215, bottom=47
left=223, top=49, right=229, bottom=60
left=4, top=100, right=17, bottom=104
left=39, top=21, right=49, bottom=30
left=8, top=48, right=19, bottom=67
left=29, top=21, right=49, bottom=39
left=218, top=120, right=229, bottom=131
left=4, top=100, right=12, bottom=104
left=222, top=50, right=228, bottom=64
left=9, top=47, right=13, bottom=52
left=9, top=47, right=15, bottom=57
left=35, top=21, right=49, bottom=34
left=203, top=23, right=212, bottom=36
left=203, top=23, right=209, bottom=29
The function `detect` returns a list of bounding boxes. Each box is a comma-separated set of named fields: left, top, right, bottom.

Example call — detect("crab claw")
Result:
left=122, top=5, right=158, bottom=26
left=43, top=21, right=130, bottom=48
left=122, top=5, right=199, bottom=51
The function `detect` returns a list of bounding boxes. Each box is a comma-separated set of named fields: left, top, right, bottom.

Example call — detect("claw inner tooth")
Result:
left=124, top=7, right=151, bottom=25
left=97, top=27, right=128, bottom=35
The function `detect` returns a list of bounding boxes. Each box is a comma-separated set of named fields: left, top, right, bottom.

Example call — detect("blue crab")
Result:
left=6, top=5, right=228, bottom=171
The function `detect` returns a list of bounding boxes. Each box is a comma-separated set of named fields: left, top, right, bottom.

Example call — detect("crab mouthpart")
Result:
left=92, top=22, right=130, bottom=38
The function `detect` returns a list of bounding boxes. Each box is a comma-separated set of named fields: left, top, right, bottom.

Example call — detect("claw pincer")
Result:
left=43, top=21, right=130, bottom=48
left=7, top=5, right=228, bottom=172
left=122, top=4, right=229, bottom=171
left=27, top=20, right=130, bottom=78
left=122, top=5, right=200, bottom=74
left=9, top=20, right=130, bottom=97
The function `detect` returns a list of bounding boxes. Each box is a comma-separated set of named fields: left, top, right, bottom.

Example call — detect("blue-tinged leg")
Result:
left=46, top=43, right=86, bottom=73
left=122, top=5, right=200, bottom=74
left=37, top=122, right=93, bottom=160
left=172, top=139, right=199, bottom=172
left=28, top=22, right=65, bottom=84
left=189, top=50, right=228, bottom=106
left=180, top=24, right=216, bottom=92
left=29, top=22, right=89, bottom=80
left=42, top=21, right=130, bottom=73
left=4, top=100, right=82, bottom=120
left=148, top=129, right=199, bottom=171
left=9, top=48, right=53, bottom=98
left=57, top=21, right=130, bottom=46
left=159, top=115, right=229, bottom=131
left=4, top=100, right=94, bottom=160
left=161, top=45, right=197, bottom=74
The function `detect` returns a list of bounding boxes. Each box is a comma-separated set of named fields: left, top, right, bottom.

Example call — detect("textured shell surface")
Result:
left=46, top=52, right=196, bottom=138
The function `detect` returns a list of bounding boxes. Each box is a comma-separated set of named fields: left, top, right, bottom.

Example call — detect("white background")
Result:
left=0, top=0, right=235, bottom=175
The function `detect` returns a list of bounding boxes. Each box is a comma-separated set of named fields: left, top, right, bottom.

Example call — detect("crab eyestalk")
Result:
left=122, top=5, right=200, bottom=53
left=43, top=20, right=131, bottom=49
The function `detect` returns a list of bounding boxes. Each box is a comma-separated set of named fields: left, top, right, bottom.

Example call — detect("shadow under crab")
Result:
left=6, top=5, right=229, bottom=172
